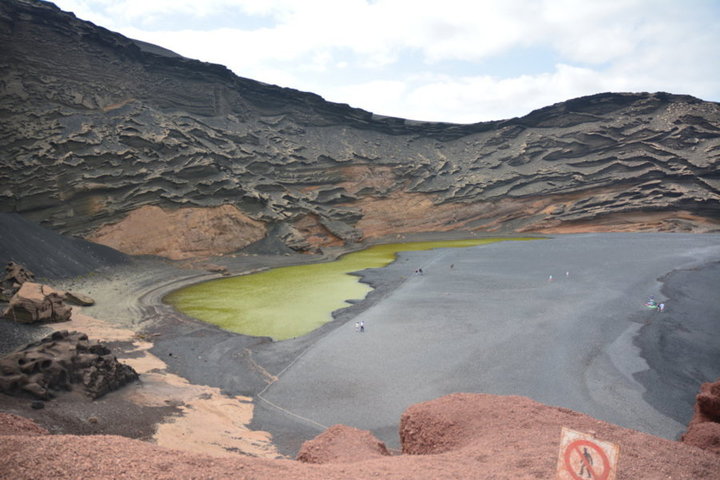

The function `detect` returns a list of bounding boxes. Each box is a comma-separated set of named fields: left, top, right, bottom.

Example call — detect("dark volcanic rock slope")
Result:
left=2, top=0, right=720, bottom=257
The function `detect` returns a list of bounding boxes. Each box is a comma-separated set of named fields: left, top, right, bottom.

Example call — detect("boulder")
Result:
left=296, top=425, right=390, bottom=464
left=61, top=290, right=95, bottom=306
left=0, top=262, right=35, bottom=301
left=2, top=282, right=71, bottom=323
left=0, top=330, right=138, bottom=400
left=204, top=264, right=229, bottom=275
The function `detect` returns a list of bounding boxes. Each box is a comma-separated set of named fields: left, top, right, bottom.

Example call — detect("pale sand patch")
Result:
left=52, top=311, right=137, bottom=343
left=48, top=309, right=281, bottom=459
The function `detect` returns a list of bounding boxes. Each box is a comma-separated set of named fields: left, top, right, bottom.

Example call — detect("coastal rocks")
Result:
left=296, top=425, right=390, bottom=464
left=2, top=282, right=71, bottom=324
left=0, top=330, right=138, bottom=400
left=682, top=378, right=720, bottom=454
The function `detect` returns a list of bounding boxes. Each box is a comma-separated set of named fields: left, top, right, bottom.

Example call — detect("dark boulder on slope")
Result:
left=1, top=0, right=719, bottom=259
left=0, top=330, right=138, bottom=400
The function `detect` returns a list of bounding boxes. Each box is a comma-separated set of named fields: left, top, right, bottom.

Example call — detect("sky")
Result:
left=48, top=0, right=720, bottom=124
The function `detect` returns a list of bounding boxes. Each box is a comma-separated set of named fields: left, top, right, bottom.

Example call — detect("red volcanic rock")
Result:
left=683, top=422, right=720, bottom=454
left=682, top=378, right=720, bottom=453
left=296, top=425, right=390, bottom=464
left=697, top=380, right=720, bottom=422
left=87, top=205, right=267, bottom=260
left=1, top=393, right=720, bottom=479
left=0, top=413, right=49, bottom=436
left=2, top=282, right=71, bottom=324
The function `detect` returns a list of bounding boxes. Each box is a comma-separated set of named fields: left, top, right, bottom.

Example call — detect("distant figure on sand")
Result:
left=360, top=321, right=365, bottom=333
left=355, top=321, right=360, bottom=332
left=659, top=303, right=665, bottom=312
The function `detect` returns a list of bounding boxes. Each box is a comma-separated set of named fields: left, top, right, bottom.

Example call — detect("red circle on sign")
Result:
left=563, top=439, right=612, bottom=480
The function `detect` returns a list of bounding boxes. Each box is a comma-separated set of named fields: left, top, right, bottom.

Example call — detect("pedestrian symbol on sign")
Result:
left=556, top=428, right=619, bottom=480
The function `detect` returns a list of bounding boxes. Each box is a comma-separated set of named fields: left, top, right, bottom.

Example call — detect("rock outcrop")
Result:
left=86, top=204, right=267, bottom=260
left=2, top=282, right=72, bottom=324
left=1, top=0, right=719, bottom=258
left=0, top=262, right=34, bottom=301
left=0, top=330, right=138, bottom=400
left=296, top=425, right=390, bottom=464
left=682, top=378, right=720, bottom=454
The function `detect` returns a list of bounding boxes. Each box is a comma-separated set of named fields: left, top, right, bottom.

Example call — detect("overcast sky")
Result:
left=49, top=0, right=720, bottom=124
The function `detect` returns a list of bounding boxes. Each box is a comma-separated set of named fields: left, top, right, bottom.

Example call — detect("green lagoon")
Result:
left=165, top=238, right=534, bottom=340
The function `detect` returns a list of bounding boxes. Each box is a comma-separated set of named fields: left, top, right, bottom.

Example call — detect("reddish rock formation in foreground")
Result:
left=0, top=413, right=49, bottom=436
left=682, top=378, right=720, bottom=454
left=296, top=424, right=390, bottom=464
left=1, top=393, right=719, bottom=479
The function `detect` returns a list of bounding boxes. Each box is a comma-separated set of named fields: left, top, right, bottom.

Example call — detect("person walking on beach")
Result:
left=355, top=321, right=360, bottom=332
left=659, top=303, right=665, bottom=312
left=360, top=321, right=365, bottom=333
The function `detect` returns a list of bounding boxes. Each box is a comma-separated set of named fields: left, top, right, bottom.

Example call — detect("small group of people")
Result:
left=646, top=296, right=665, bottom=312
left=354, top=320, right=365, bottom=332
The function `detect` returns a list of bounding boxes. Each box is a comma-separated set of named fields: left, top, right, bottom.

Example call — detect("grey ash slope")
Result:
left=1, top=0, right=720, bottom=251
left=0, top=213, right=128, bottom=279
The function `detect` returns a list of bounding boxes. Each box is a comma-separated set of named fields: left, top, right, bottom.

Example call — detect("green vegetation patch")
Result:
left=165, top=238, right=536, bottom=340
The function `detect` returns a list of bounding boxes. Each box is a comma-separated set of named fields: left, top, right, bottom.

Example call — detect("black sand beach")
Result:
left=1, top=232, right=719, bottom=458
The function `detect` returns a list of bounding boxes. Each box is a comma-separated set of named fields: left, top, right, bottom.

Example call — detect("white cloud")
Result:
left=49, top=0, right=720, bottom=123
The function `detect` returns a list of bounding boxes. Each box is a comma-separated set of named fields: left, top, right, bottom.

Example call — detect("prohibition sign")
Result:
left=563, top=439, right=611, bottom=480
left=556, top=428, right=619, bottom=480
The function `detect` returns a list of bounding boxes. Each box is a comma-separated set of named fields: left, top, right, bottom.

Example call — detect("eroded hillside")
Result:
left=2, top=0, right=720, bottom=257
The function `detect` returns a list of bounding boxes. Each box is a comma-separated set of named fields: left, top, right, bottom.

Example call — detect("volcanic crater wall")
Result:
left=2, top=0, right=720, bottom=257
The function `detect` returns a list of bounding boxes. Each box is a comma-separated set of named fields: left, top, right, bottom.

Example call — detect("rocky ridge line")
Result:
left=1, top=0, right=720, bottom=258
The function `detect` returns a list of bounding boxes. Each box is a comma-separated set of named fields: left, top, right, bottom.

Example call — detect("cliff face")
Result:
left=2, top=0, right=720, bottom=257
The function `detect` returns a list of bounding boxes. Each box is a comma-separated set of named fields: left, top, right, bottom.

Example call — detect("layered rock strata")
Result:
left=1, top=0, right=720, bottom=258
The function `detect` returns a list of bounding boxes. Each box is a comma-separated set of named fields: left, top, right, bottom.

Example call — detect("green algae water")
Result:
left=165, top=238, right=534, bottom=340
